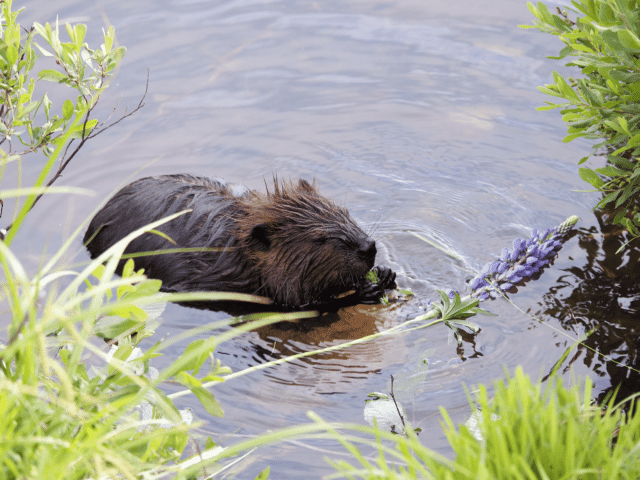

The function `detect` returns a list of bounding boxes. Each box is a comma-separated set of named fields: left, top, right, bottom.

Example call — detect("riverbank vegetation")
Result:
left=524, top=0, right=640, bottom=254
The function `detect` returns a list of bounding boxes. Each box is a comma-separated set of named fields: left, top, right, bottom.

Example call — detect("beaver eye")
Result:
left=313, top=236, right=328, bottom=245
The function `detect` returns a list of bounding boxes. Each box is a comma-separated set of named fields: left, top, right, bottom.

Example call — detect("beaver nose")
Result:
left=357, top=238, right=377, bottom=264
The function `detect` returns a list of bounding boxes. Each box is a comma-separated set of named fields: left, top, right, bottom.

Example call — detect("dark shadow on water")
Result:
left=536, top=210, right=640, bottom=407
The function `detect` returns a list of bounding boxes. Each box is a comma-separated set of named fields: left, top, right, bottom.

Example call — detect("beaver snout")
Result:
left=357, top=237, right=377, bottom=268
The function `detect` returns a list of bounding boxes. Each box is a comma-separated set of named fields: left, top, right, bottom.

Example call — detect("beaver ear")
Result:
left=298, top=179, right=316, bottom=193
left=250, top=224, right=273, bottom=251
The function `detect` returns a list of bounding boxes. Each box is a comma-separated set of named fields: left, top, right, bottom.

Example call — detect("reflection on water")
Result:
left=537, top=211, right=640, bottom=405
left=5, top=0, right=640, bottom=477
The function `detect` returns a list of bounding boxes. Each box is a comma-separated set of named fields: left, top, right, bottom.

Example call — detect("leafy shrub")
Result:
left=523, top=0, right=640, bottom=253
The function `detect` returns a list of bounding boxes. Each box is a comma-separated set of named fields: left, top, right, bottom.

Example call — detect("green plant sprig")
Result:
left=0, top=0, right=147, bottom=240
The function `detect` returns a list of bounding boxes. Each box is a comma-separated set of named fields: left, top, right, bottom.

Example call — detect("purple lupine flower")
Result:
left=469, top=215, right=578, bottom=301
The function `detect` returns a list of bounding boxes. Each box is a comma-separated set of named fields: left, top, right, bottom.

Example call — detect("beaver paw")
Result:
left=374, top=265, right=397, bottom=290
left=357, top=266, right=397, bottom=304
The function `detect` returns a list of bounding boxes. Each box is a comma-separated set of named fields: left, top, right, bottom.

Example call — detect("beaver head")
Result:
left=235, top=179, right=377, bottom=307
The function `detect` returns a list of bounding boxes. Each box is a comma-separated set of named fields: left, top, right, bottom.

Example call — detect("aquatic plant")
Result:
left=405, top=215, right=580, bottom=348
left=469, top=215, right=579, bottom=300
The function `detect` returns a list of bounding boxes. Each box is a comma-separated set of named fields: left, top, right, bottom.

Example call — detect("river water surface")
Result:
left=6, top=0, right=640, bottom=478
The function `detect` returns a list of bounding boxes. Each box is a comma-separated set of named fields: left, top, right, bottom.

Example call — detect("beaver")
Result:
left=84, top=174, right=396, bottom=308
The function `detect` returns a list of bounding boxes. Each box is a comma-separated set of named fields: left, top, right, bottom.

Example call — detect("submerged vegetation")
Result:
left=0, top=0, right=639, bottom=478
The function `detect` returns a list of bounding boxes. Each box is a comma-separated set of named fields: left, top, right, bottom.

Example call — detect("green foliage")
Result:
left=0, top=0, right=147, bottom=245
left=321, top=368, right=640, bottom=479
left=439, top=368, right=640, bottom=479
left=524, top=0, right=640, bottom=252
left=0, top=0, right=122, bottom=156
left=0, top=204, right=309, bottom=478
left=0, top=208, right=265, bottom=478
left=429, top=290, right=491, bottom=346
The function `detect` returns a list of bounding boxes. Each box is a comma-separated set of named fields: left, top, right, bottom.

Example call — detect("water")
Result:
left=5, top=0, right=640, bottom=478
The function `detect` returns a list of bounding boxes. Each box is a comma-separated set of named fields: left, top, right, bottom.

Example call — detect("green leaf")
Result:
left=254, top=467, right=271, bottom=480
left=616, top=185, right=640, bottom=208
left=527, top=1, right=541, bottom=20
left=117, top=284, right=136, bottom=299
left=65, top=23, right=76, bottom=45
left=623, top=217, right=639, bottom=235
left=606, top=78, right=620, bottom=95
left=4, top=45, right=18, bottom=66
left=366, top=269, right=379, bottom=283
left=618, top=117, right=631, bottom=136
left=92, top=264, right=106, bottom=279
left=598, top=2, right=616, bottom=22
left=110, top=46, right=126, bottom=63
left=104, top=27, right=114, bottom=54
left=17, top=102, right=38, bottom=119
left=95, top=316, right=140, bottom=339
left=74, top=24, right=87, bottom=50
left=447, top=319, right=481, bottom=333
left=536, top=2, right=556, bottom=25
left=120, top=280, right=163, bottom=302
left=33, top=42, right=54, bottom=57
left=570, top=43, right=594, bottom=53
left=109, top=344, right=134, bottom=373
left=68, top=119, right=98, bottom=138
left=122, top=258, right=135, bottom=278
left=604, top=119, right=625, bottom=135
left=536, top=104, right=563, bottom=111
left=595, top=165, right=627, bottom=177
left=618, top=30, right=640, bottom=51
left=538, top=85, right=565, bottom=98
left=182, top=340, right=210, bottom=376
left=42, top=94, right=51, bottom=119
left=176, top=371, right=224, bottom=417
left=601, top=30, right=625, bottom=54
left=553, top=71, right=580, bottom=103
left=579, top=167, right=604, bottom=188
left=607, top=155, right=635, bottom=170
left=595, top=190, right=621, bottom=209
left=59, top=348, right=71, bottom=366
left=567, top=117, right=594, bottom=129
left=62, top=99, right=74, bottom=121
left=626, top=133, right=640, bottom=147
left=147, top=229, right=177, bottom=244
left=205, top=437, right=217, bottom=450
left=4, top=25, right=19, bottom=48
left=610, top=71, right=640, bottom=83
left=613, top=210, right=627, bottom=224
left=38, top=69, right=66, bottom=82
left=563, top=133, right=586, bottom=142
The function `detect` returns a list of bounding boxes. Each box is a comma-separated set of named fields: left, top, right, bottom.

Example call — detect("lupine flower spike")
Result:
left=469, top=215, right=579, bottom=301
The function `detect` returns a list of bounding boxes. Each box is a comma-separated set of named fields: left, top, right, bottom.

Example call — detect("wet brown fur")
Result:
left=84, top=174, right=384, bottom=308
